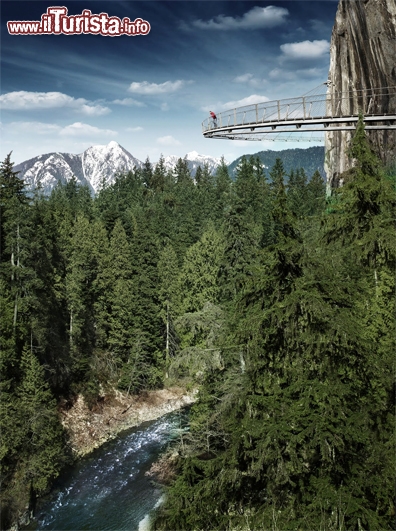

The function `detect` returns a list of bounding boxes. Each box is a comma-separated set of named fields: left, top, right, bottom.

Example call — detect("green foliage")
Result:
left=175, top=226, right=225, bottom=315
left=1, top=348, right=70, bottom=528
left=169, top=302, right=225, bottom=382
left=228, top=145, right=325, bottom=181
left=154, top=123, right=395, bottom=530
left=1, top=129, right=393, bottom=531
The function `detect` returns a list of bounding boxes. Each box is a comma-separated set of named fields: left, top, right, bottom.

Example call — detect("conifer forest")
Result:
left=0, top=118, right=395, bottom=530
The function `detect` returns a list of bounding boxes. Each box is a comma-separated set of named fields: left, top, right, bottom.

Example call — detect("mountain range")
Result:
left=228, top=146, right=325, bottom=180
left=14, top=142, right=226, bottom=195
left=14, top=141, right=325, bottom=195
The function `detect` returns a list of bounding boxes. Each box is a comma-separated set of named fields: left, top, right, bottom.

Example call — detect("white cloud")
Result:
left=0, top=91, right=110, bottom=115
left=79, top=104, right=109, bottom=116
left=112, top=98, right=146, bottom=107
left=59, top=122, right=117, bottom=137
left=234, top=73, right=255, bottom=83
left=269, top=67, right=322, bottom=81
left=9, top=121, right=61, bottom=134
left=160, top=102, right=170, bottom=111
left=157, top=135, right=181, bottom=146
left=233, top=73, right=266, bottom=88
left=280, top=40, right=330, bottom=60
left=126, top=126, right=143, bottom=132
left=7, top=120, right=117, bottom=138
left=203, top=94, right=269, bottom=113
left=191, top=6, right=288, bottom=31
left=128, top=80, right=187, bottom=95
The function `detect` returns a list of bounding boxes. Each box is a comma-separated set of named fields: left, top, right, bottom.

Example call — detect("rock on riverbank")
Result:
left=60, top=387, right=197, bottom=457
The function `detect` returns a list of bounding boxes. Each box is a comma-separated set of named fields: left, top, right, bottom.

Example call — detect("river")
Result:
left=25, top=410, right=188, bottom=531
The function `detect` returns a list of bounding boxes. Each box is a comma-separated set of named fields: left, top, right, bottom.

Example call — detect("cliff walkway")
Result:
left=202, top=85, right=396, bottom=142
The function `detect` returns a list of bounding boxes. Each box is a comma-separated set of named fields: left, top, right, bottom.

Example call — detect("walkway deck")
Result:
left=202, top=86, right=396, bottom=141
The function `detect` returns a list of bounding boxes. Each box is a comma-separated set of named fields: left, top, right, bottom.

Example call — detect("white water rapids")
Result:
left=27, top=411, right=188, bottom=531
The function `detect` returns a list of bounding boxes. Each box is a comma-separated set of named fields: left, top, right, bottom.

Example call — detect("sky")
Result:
left=1, top=0, right=339, bottom=165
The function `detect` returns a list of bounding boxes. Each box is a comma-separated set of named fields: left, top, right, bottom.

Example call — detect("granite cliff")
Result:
left=325, top=0, right=396, bottom=188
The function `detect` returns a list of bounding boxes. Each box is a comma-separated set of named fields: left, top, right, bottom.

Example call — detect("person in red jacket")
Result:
left=209, top=111, right=217, bottom=128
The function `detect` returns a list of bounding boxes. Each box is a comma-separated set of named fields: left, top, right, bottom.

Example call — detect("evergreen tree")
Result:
left=103, top=219, right=135, bottom=363
left=287, top=167, right=308, bottom=219
left=174, top=157, right=192, bottom=186
left=142, top=156, right=153, bottom=190
left=157, top=244, right=180, bottom=366
left=0, top=153, right=30, bottom=338
left=269, top=157, right=286, bottom=193
left=175, top=225, right=225, bottom=316
left=151, top=154, right=167, bottom=193
left=1, top=349, right=69, bottom=528
left=233, top=156, right=261, bottom=219
left=65, top=216, right=103, bottom=381
left=213, top=156, right=231, bottom=222
left=154, top=118, right=394, bottom=530
left=172, top=159, right=201, bottom=258
left=218, top=204, right=260, bottom=303
left=24, top=193, right=70, bottom=391
left=16, top=349, right=69, bottom=493
left=306, top=169, right=326, bottom=216
left=196, top=163, right=216, bottom=228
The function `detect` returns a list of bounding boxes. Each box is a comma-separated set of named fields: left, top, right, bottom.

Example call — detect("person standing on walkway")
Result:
left=210, top=111, right=217, bottom=128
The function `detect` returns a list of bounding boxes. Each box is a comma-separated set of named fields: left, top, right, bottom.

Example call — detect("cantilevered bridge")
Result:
left=202, top=85, right=396, bottom=142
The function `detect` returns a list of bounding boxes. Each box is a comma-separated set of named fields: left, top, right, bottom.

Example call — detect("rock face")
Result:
left=325, top=0, right=396, bottom=188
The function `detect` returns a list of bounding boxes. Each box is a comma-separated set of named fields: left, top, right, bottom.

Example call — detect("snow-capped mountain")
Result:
left=81, top=141, right=142, bottom=193
left=14, top=152, right=90, bottom=194
left=163, top=151, right=226, bottom=177
left=15, top=143, right=227, bottom=195
left=15, top=141, right=143, bottom=195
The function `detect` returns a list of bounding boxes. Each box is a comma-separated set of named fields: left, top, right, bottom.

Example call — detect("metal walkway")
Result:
left=202, top=85, right=396, bottom=142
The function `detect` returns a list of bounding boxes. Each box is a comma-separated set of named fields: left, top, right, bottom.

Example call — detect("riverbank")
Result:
left=20, top=410, right=189, bottom=531
left=60, top=386, right=197, bottom=457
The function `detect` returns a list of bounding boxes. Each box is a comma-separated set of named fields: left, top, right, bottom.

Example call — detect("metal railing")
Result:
left=202, top=86, right=396, bottom=139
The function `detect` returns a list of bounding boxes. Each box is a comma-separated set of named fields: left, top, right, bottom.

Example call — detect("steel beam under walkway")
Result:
left=202, top=86, right=396, bottom=141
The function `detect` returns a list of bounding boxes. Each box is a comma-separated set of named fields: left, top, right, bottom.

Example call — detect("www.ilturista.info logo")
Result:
left=7, top=6, right=150, bottom=36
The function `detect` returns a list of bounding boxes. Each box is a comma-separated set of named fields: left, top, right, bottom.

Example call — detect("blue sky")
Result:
left=1, top=1, right=338, bottom=165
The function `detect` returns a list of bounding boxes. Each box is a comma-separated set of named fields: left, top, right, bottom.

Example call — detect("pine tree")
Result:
left=102, top=219, right=135, bottom=363
left=306, top=169, right=326, bottom=216
left=174, top=157, right=192, bottom=186
left=1, top=349, right=69, bottom=528
left=154, top=115, right=395, bottom=531
left=16, top=348, right=68, bottom=493
left=157, top=244, right=180, bottom=366
left=234, top=156, right=261, bottom=219
left=24, top=193, right=70, bottom=391
left=142, top=156, right=153, bottom=190
left=218, top=204, right=260, bottom=303
left=175, top=225, right=225, bottom=316
left=213, top=156, right=231, bottom=222
left=287, top=167, right=308, bottom=219
left=0, top=153, right=30, bottom=337
left=269, top=157, right=286, bottom=193
left=65, top=216, right=103, bottom=381
left=152, top=154, right=167, bottom=193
